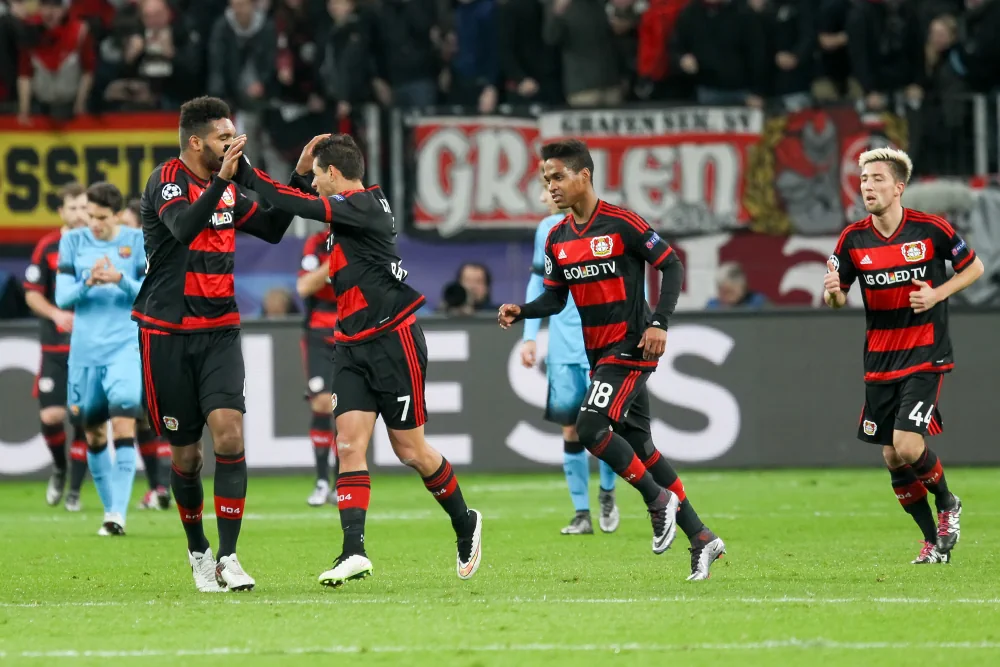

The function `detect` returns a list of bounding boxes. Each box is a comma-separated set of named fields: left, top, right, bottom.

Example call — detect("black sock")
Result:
left=889, top=464, right=937, bottom=542
left=68, top=426, right=87, bottom=492
left=641, top=450, right=710, bottom=540
left=171, top=464, right=210, bottom=553
left=564, top=440, right=585, bottom=454
left=156, top=441, right=171, bottom=489
left=310, top=412, right=333, bottom=482
left=137, top=427, right=159, bottom=490
left=214, top=452, right=248, bottom=559
left=422, top=459, right=473, bottom=534
left=336, top=471, right=370, bottom=555
left=911, top=447, right=954, bottom=511
left=42, top=422, right=67, bottom=473
left=585, top=428, right=663, bottom=505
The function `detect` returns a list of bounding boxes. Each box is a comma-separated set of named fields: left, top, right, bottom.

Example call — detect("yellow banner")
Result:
left=0, top=113, right=180, bottom=241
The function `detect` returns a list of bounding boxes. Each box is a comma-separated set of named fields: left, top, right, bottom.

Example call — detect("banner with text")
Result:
left=402, top=106, right=907, bottom=241
left=0, top=113, right=180, bottom=243
left=1, top=313, right=997, bottom=478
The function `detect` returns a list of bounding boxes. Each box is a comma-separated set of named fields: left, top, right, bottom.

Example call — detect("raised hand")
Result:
left=498, top=304, right=521, bottom=330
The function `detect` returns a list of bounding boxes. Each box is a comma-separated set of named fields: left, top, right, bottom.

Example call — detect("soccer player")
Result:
left=499, top=140, right=725, bottom=580
left=133, top=97, right=299, bottom=593
left=823, top=147, right=984, bottom=565
left=23, top=183, right=90, bottom=511
left=298, top=230, right=339, bottom=506
left=55, top=182, right=145, bottom=536
left=230, top=134, right=483, bottom=587
left=522, top=164, right=619, bottom=535
left=136, top=410, right=171, bottom=511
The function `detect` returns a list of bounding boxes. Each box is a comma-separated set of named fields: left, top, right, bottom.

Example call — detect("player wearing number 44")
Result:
left=824, top=147, right=985, bottom=565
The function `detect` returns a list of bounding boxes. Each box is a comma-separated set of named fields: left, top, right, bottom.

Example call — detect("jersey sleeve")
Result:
left=531, top=222, right=549, bottom=276
left=233, top=186, right=295, bottom=244
left=54, top=233, right=89, bottom=309
left=23, top=237, right=52, bottom=294
left=927, top=216, right=977, bottom=272
left=830, top=228, right=858, bottom=290
left=299, top=234, right=323, bottom=276
left=149, top=166, right=231, bottom=245
left=619, top=213, right=676, bottom=269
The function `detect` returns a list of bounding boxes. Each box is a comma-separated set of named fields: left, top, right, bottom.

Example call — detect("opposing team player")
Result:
left=55, top=183, right=144, bottom=536
left=522, top=163, right=619, bottom=535
left=298, top=228, right=339, bottom=506
left=824, top=147, right=984, bottom=564
left=133, top=97, right=298, bottom=592
left=24, top=183, right=90, bottom=511
left=499, top=140, right=725, bottom=580
left=230, top=134, right=483, bottom=587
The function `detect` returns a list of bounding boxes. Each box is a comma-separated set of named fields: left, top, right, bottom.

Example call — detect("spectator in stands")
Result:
left=754, top=0, right=816, bottom=111
left=0, top=0, right=31, bottom=109
left=317, top=0, right=373, bottom=127
left=449, top=0, right=498, bottom=114
left=671, top=0, right=767, bottom=108
left=261, top=287, right=299, bottom=318
left=814, top=0, right=858, bottom=102
left=68, top=0, right=117, bottom=42
left=371, top=0, right=441, bottom=108
left=96, top=0, right=202, bottom=111
left=846, top=0, right=924, bottom=112
left=17, top=0, right=97, bottom=124
left=439, top=282, right=474, bottom=317
left=544, top=0, right=622, bottom=107
left=952, top=0, right=1000, bottom=93
left=634, top=0, right=692, bottom=101
left=497, top=0, right=561, bottom=105
left=207, top=0, right=277, bottom=164
left=706, top=262, right=767, bottom=309
left=457, top=261, right=495, bottom=311
left=606, top=0, right=643, bottom=100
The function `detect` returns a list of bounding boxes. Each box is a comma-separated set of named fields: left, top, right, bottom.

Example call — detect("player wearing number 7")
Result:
left=499, top=140, right=725, bottom=581
left=230, top=134, right=483, bottom=587
left=825, top=147, right=985, bottom=565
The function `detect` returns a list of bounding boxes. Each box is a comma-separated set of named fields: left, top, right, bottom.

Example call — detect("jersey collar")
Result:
left=570, top=200, right=603, bottom=237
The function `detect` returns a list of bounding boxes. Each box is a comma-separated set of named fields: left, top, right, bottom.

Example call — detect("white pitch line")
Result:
left=3, top=596, right=1000, bottom=610
left=4, top=639, right=1000, bottom=659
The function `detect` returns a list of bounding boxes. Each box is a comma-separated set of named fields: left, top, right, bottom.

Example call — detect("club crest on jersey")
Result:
left=24, top=264, right=41, bottom=283
left=161, top=183, right=182, bottom=200
left=863, top=420, right=877, bottom=437
left=162, top=416, right=179, bottom=431
left=591, top=235, right=613, bottom=258
left=901, top=241, right=926, bottom=263
left=221, top=187, right=236, bottom=207
left=331, top=394, right=338, bottom=411
left=118, top=246, right=132, bottom=259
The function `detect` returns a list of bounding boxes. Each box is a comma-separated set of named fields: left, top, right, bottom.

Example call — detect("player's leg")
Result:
left=137, top=409, right=170, bottom=510
left=70, top=365, right=115, bottom=524
left=140, top=329, right=221, bottom=592
left=303, top=335, right=338, bottom=506
left=379, top=321, right=482, bottom=579
left=318, top=354, right=379, bottom=586
left=38, top=352, right=69, bottom=505
left=859, top=381, right=939, bottom=563
left=892, top=374, right=960, bottom=560
left=196, top=330, right=253, bottom=591
left=570, top=363, right=618, bottom=533
left=103, top=347, right=143, bottom=530
left=547, top=363, right=593, bottom=534
left=575, top=366, right=677, bottom=554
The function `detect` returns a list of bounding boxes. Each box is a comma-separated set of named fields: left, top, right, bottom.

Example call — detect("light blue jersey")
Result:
left=523, top=213, right=588, bottom=366
left=55, top=226, right=145, bottom=367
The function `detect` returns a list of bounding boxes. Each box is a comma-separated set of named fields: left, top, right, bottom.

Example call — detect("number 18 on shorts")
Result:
left=858, top=372, right=945, bottom=446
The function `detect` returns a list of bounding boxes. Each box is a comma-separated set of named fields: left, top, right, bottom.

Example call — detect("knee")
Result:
left=311, top=393, right=332, bottom=415
left=40, top=407, right=66, bottom=425
left=211, top=420, right=243, bottom=455
left=882, top=445, right=905, bottom=468
left=893, top=432, right=924, bottom=463
left=336, top=432, right=364, bottom=462
left=110, top=418, right=135, bottom=441
left=575, top=411, right=612, bottom=449
left=389, top=434, right=427, bottom=468
left=562, top=425, right=579, bottom=443
left=172, top=445, right=203, bottom=473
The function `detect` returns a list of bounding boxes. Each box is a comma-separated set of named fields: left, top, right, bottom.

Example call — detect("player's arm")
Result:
left=522, top=224, right=550, bottom=342
left=824, top=231, right=857, bottom=309
left=621, top=218, right=683, bottom=330
left=54, top=234, right=90, bottom=309
left=912, top=220, right=986, bottom=313
left=24, top=238, right=70, bottom=325
left=508, top=236, right=568, bottom=324
left=233, top=190, right=295, bottom=244
left=233, top=166, right=336, bottom=224
left=113, top=239, right=146, bottom=301
left=155, top=173, right=232, bottom=245
left=296, top=240, right=331, bottom=298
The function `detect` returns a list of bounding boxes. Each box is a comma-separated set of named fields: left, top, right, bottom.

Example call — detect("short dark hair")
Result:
left=540, top=140, right=595, bottom=178
left=57, top=182, right=86, bottom=204
left=179, top=96, right=231, bottom=145
left=126, top=197, right=141, bottom=217
left=86, top=182, right=124, bottom=213
left=457, top=262, right=491, bottom=287
left=314, top=134, right=365, bottom=181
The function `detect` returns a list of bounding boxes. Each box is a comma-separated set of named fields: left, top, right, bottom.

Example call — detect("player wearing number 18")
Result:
left=824, top=147, right=985, bottom=565
left=499, top=140, right=725, bottom=581
left=230, top=134, right=483, bottom=587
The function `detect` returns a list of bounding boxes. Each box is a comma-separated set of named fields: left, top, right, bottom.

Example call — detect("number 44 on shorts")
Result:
left=909, top=401, right=935, bottom=427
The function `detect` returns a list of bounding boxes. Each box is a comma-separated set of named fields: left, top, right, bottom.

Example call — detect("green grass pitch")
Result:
left=1, top=468, right=999, bottom=666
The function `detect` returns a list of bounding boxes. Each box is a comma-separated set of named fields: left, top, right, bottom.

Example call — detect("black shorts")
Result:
left=139, top=328, right=246, bottom=446
left=858, top=372, right=945, bottom=446
left=34, top=350, right=69, bottom=409
left=582, top=363, right=652, bottom=433
left=301, top=332, right=335, bottom=398
left=331, top=319, right=427, bottom=430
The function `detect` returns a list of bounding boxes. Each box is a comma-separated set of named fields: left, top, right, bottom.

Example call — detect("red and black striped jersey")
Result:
left=238, top=169, right=426, bottom=346
left=132, top=159, right=293, bottom=334
left=541, top=200, right=675, bottom=371
left=300, top=230, right=338, bottom=337
left=830, top=208, right=977, bottom=384
left=23, top=229, right=71, bottom=351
